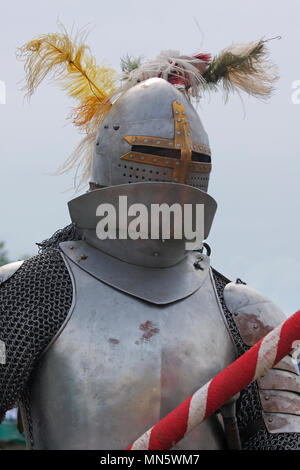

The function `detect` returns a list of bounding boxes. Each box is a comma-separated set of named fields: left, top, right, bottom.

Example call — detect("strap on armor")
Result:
left=219, top=394, right=242, bottom=450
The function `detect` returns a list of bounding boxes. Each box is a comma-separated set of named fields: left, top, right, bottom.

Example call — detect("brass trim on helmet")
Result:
left=120, top=100, right=212, bottom=184
left=123, top=136, right=211, bottom=156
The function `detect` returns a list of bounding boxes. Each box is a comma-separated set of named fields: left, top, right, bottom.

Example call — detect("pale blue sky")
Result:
left=0, top=0, right=299, bottom=314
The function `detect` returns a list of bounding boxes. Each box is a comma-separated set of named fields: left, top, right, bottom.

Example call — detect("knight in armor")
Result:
left=0, top=26, right=299, bottom=450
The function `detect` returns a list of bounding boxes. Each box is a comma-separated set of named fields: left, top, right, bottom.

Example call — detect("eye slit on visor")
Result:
left=191, top=152, right=211, bottom=163
left=131, top=145, right=211, bottom=163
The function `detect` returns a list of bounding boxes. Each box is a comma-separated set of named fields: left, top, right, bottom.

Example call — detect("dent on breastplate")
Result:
left=224, top=282, right=300, bottom=434
left=60, top=240, right=210, bottom=305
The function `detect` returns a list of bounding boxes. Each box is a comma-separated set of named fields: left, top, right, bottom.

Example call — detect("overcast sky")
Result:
left=0, top=0, right=299, bottom=314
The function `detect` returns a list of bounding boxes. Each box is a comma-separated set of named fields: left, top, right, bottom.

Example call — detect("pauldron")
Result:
left=213, top=269, right=300, bottom=450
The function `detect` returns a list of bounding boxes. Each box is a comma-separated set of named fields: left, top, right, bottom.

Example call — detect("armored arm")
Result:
left=223, top=281, right=300, bottom=450
left=0, top=249, right=73, bottom=424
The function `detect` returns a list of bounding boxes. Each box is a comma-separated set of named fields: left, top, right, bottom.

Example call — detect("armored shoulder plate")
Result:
left=224, top=282, right=300, bottom=435
left=0, top=261, right=24, bottom=285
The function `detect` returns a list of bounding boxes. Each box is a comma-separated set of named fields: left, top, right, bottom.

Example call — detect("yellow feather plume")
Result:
left=17, top=24, right=117, bottom=105
left=17, top=23, right=118, bottom=189
left=56, top=131, right=97, bottom=189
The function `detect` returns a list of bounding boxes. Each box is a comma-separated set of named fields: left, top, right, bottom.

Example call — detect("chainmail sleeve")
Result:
left=0, top=248, right=73, bottom=423
left=212, top=268, right=300, bottom=450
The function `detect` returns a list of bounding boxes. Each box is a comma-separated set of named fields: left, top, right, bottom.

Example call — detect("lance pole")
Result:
left=127, top=309, right=300, bottom=450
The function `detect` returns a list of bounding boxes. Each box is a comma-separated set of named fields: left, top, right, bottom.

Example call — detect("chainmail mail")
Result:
left=243, top=428, right=300, bottom=450
left=0, top=227, right=76, bottom=448
left=37, top=223, right=81, bottom=253
left=211, top=269, right=246, bottom=357
left=212, top=268, right=300, bottom=450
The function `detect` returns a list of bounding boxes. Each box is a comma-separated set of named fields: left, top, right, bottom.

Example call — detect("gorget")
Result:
left=64, top=182, right=217, bottom=303
left=68, top=182, right=217, bottom=268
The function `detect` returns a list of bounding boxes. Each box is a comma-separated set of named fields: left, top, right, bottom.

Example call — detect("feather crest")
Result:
left=121, top=54, right=143, bottom=80
left=17, top=26, right=279, bottom=190
left=56, top=131, right=96, bottom=189
left=17, top=23, right=118, bottom=189
left=123, top=50, right=209, bottom=98
left=203, top=39, right=278, bottom=100
left=17, top=24, right=117, bottom=104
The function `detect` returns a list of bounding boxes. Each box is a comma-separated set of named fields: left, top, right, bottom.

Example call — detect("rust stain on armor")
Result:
left=262, top=411, right=300, bottom=433
left=258, top=369, right=300, bottom=394
left=108, top=338, right=120, bottom=346
left=264, top=413, right=289, bottom=432
left=260, top=390, right=300, bottom=415
left=139, top=320, right=160, bottom=343
left=233, top=312, right=274, bottom=346
left=77, top=255, right=88, bottom=263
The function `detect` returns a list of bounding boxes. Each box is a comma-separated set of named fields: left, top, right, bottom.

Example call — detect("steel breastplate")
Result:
left=24, top=243, right=236, bottom=450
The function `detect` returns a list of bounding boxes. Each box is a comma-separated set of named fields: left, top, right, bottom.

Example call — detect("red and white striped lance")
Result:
left=127, top=309, right=300, bottom=450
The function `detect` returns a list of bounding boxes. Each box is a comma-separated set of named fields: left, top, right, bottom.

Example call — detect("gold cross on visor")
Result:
left=120, top=100, right=211, bottom=184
